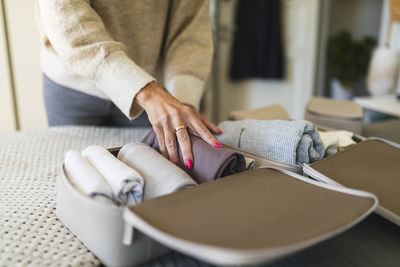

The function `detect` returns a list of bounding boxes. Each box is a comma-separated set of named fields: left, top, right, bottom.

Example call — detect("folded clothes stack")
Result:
left=64, top=146, right=145, bottom=206
left=141, top=130, right=247, bottom=184
left=217, top=119, right=325, bottom=165
left=63, top=135, right=248, bottom=205
left=118, top=143, right=197, bottom=201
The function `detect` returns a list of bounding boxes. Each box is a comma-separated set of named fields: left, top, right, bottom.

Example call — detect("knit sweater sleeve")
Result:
left=37, top=0, right=154, bottom=119
left=163, top=0, right=214, bottom=111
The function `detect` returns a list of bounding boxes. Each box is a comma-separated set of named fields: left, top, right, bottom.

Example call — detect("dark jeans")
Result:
left=43, top=74, right=151, bottom=127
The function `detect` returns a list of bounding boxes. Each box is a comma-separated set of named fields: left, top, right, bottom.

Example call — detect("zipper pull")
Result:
left=122, top=222, right=135, bottom=246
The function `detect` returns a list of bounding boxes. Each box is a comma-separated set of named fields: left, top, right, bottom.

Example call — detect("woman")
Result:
left=36, top=0, right=222, bottom=169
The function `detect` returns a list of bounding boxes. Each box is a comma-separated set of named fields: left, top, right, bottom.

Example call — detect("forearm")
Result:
left=37, top=0, right=155, bottom=119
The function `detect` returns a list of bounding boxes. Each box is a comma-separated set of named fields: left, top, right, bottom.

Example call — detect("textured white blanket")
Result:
left=0, top=126, right=150, bottom=266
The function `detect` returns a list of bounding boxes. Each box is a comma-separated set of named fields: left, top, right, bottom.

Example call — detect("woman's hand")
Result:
left=135, top=81, right=222, bottom=169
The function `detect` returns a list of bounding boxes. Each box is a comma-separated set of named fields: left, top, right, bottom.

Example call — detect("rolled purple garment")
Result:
left=141, top=130, right=246, bottom=184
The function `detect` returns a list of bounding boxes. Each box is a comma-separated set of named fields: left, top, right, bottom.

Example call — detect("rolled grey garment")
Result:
left=217, top=119, right=325, bottom=164
left=82, top=146, right=144, bottom=206
left=142, top=130, right=246, bottom=184
left=117, top=143, right=197, bottom=201
left=64, top=150, right=114, bottom=204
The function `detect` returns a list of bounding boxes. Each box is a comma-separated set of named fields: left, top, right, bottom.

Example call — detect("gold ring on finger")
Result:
left=175, top=125, right=187, bottom=132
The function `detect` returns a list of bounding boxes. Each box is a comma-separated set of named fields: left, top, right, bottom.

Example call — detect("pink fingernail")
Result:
left=217, top=128, right=223, bottom=134
left=214, top=142, right=222, bottom=148
left=185, top=159, right=193, bottom=170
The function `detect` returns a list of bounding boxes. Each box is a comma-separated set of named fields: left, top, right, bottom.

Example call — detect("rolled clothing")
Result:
left=217, top=119, right=324, bottom=164
left=82, top=146, right=144, bottom=205
left=141, top=130, right=246, bottom=184
left=117, top=143, right=197, bottom=201
left=64, top=150, right=114, bottom=204
left=319, top=130, right=356, bottom=156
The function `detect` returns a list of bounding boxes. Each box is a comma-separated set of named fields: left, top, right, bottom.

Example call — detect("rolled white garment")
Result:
left=117, top=143, right=197, bottom=201
left=82, top=146, right=144, bottom=206
left=64, top=150, right=114, bottom=204
left=319, top=130, right=356, bottom=156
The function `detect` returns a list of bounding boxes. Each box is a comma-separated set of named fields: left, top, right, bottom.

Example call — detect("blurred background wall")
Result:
left=0, top=0, right=46, bottom=133
left=210, top=0, right=319, bottom=121
left=315, top=0, right=383, bottom=98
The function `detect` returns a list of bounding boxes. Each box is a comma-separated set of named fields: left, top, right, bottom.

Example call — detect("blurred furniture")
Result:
left=228, top=104, right=289, bottom=121
left=354, top=95, right=400, bottom=123
left=305, top=97, right=364, bottom=134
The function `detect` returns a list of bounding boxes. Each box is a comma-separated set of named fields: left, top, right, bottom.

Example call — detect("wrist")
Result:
left=135, top=81, right=162, bottom=109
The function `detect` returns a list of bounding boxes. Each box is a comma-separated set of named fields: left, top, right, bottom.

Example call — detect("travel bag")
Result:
left=56, top=146, right=377, bottom=266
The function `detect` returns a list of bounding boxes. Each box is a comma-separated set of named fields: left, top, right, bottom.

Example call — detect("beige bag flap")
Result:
left=123, top=168, right=376, bottom=265
left=307, top=139, right=400, bottom=225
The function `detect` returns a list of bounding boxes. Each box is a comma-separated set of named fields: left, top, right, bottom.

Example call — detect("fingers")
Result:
left=188, top=119, right=221, bottom=148
left=200, top=116, right=222, bottom=134
left=181, top=104, right=222, bottom=134
left=175, top=125, right=193, bottom=170
left=163, top=122, right=180, bottom=166
left=149, top=102, right=221, bottom=170
left=181, top=105, right=222, bottom=149
left=153, top=125, right=168, bottom=158
left=153, top=114, right=193, bottom=169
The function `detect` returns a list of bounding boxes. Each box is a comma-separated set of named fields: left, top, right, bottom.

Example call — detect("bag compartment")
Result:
left=123, top=168, right=377, bottom=266
left=56, top=143, right=300, bottom=266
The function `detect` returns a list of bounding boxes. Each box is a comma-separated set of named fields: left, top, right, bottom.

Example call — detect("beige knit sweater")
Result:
left=35, top=0, right=213, bottom=119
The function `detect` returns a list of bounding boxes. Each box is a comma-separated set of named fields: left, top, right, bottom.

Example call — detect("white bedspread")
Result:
left=0, top=126, right=150, bottom=266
